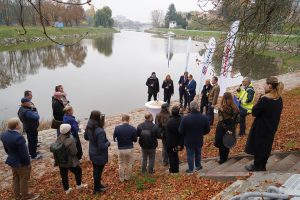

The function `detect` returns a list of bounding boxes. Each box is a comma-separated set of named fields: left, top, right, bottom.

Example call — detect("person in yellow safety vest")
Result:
left=236, top=77, right=255, bottom=136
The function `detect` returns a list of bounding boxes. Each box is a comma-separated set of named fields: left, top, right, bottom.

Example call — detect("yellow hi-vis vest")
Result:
left=237, top=83, right=255, bottom=113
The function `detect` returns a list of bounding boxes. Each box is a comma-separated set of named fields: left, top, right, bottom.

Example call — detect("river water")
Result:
left=0, top=31, right=293, bottom=121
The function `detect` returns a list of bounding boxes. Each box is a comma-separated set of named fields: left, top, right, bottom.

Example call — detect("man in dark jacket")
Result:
left=178, top=71, right=189, bottom=109
left=1, top=118, right=39, bottom=200
left=52, top=92, right=65, bottom=135
left=146, top=72, right=160, bottom=101
left=200, top=79, right=212, bottom=114
left=113, top=114, right=137, bottom=181
left=186, top=74, right=197, bottom=110
left=165, top=106, right=184, bottom=173
left=18, top=98, right=41, bottom=160
left=179, top=101, right=210, bottom=173
left=137, top=112, right=161, bottom=174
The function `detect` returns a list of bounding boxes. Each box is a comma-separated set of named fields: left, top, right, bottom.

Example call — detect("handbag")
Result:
left=51, top=119, right=63, bottom=129
left=222, top=130, right=236, bottom=148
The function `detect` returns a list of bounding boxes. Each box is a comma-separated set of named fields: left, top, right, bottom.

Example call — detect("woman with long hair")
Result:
left=245, top=77, right=284, bottom=171
left=84, top=110, right=110, bottom=194
left=162, top=74, right=174, bottom=104
left=214, top=92, right=240, bottom=164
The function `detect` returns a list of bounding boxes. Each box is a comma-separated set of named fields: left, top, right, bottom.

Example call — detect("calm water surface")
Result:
left=0, top=31, right=291, bottom=121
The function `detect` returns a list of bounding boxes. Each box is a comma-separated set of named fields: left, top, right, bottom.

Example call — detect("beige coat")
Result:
left=208, top=83, right=220, bottom=105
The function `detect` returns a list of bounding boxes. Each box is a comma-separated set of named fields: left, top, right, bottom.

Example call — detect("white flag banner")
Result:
left=185, top=37, right=192, bottom=72
left=199, top=37, right=216, bottom=87
left=219, top=20, right=240, bottom=96
left=167, top=35, right=171, bottom=68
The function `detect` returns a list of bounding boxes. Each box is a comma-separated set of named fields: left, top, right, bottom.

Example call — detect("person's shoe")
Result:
left=195, top=166, right=203, bottom=171
left=31, top=154, right=42, bottom=160
left=245, top=163, right=266, bottom=172
left=23, top=193, right=40, bottom=200
left=185, top=169, right=193, bottom=174
left=65, top=188, right=73, bottom=194
left=76, top=183, right=88, bottom=190
left=217, top=159, right=227, bottom=164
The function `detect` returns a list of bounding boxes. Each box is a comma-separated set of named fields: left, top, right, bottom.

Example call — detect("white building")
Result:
left=169, top=21, right=177, bottom=29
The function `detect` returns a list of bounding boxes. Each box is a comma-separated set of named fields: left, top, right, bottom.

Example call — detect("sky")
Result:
left=85, top=0, right=204, bottom=23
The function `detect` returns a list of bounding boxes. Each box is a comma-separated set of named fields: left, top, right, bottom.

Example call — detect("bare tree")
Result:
left=151, top=10, right=164, bottom=28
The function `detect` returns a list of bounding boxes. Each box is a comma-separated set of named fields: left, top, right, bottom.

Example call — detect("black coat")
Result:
left=162, top=80, right=174, bottom=95
left=52, top=97, right=64, bottom=121
left=165, top=115, right=184, bottom=150
left=201, top=84, right=212, bottom=104
left=178, top=75, right=189, bottom=92
left=146, top=77, right=159, bottom=94
left=245, top=97, right=283, bottom=158
left=137, top=121, right=161, bottom=149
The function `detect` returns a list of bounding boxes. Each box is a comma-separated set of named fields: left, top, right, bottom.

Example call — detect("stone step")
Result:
left=289, top=161, right=300, bottom=173
left=201, top=160, right=220, bottom=172
left=270, top=153, right=300, bottom=171
left=207, top=158, right=239, bottom=172
left=266, top=154, right=284, bottom=169
left=223, top=157, right=252, bottom=172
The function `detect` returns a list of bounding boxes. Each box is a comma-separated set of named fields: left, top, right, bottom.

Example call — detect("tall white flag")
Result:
left=185, top=37, right=192, bottom=72
left=219, top=20, right=240, bottom=96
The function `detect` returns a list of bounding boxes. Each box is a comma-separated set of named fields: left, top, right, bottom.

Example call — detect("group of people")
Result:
left=0, top=74, right=284, bottom=199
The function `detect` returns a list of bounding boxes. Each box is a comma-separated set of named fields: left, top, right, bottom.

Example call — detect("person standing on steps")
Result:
left=113, top=114, right=137, bottom=182
left=84, top=111, right=110, bottom=194
left=179, top=101, right=210, bottom=173
left=162, top=74, right=174, bottom=104
left=0, top=118, right=40, bottom=200
left=137, top=112, right=161, bottom=174
left=214, top=92, right=240, bottom=164
left=146, top=72, right=160, bottom=101
left=245, top=77, right=284, bottom=172
left=165, top=106, right=184, bottom=173
left=52, top=92, right=65, bottom=136
left=236, top=77, right=255, bottom=136
left=186, top=74, right=197, bottom=111
left=17, top=98, right=41, bottom=160
left=178, top=71, right=189, bottom=109
left=207, top=76, right=220, bottom=126
left=200, top=79, right=212, bottom=114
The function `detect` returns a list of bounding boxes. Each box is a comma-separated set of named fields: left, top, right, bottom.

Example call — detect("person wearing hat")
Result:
left=17, top=98, right=41, bottom=160
left=236, top=77, right=255, bottom=136
left=146, top=72, right=160, bottom=101
left=1, top=118, right=40, bottom=200
left=155, top=103, right=171, bottom=166
left=245, top=77, right=284, bottom=171
left=57, top=124, right=87, bottom=194
left=214, top=92, right=240, bottom=164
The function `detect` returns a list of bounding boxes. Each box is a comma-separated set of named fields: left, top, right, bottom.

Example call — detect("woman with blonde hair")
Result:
left=162, top=74, right=174, bottom=104
left=214, top=92, right=239, bottom=164
left=245, top=76, right=284, bottom=171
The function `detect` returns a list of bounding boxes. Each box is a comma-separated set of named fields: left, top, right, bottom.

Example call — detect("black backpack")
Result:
left=139, top=125, right=154, bottom=149
left=50, top=141, right=68, bottom=165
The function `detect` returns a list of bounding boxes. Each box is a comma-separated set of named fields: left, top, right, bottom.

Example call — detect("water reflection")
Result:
left=0, top=44, right=87, bottom=89
left=92, top=34, right=114, bottom=57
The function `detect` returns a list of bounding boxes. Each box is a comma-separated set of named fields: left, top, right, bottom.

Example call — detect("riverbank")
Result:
left=0, top=26, right=118, bottom=51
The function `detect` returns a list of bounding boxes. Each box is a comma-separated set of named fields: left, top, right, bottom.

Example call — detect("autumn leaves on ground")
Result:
left=1, top=88, right=300, bottom=200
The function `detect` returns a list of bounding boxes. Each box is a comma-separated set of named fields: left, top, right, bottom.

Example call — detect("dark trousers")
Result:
left=164, top=92, right=172, bottom=104
left=218, top=146, right=229, bottom=162
left=167, top=149, right=179, bottom=173
left=148, top=92, right=157, bottom=101
left=141, top=148, right=156, bottom=173
left=26, top=130, right=38, bottom=158
left=92, top=163, right=105, bottom=192
left=179, top=90, right=188, bottom=108
left=187, top=94, right=195, bottom=109
left=254, top=153, right=269, bottom=169
left=207, top=102, right=215, bottom=125
left=200, top=99, right=208, bottom=114
left=73, top=134, right=83, bottom=160
left=239, top=107, right=248, bottom=135
left=59, top=166, right=82, bottom=191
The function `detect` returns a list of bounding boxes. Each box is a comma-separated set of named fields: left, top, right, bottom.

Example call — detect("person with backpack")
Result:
left=18, top=98, right=41, bottom=160
left=155, top=103, right=170, bottom=166
left=137, top=112, right=161, bottom=174
left=84, top=110, right=110, bottom=194
left=214, top=92, right=240, bottom=164
left=63, top=105, right=83, bottom=160
left=113, top=114, right=137, bottom=182
left=1, top=118, right=40, bottom=200
left=52, top=124, right=87, bottom=194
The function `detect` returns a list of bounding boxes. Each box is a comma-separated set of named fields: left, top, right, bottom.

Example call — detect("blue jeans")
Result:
left=186, top=147, right=202, bottom=171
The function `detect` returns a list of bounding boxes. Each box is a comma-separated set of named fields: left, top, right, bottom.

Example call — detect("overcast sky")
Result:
left=85, top=0, right=205, bottom=23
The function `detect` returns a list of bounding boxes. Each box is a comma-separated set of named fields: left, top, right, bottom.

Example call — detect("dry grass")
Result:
left=0, top=119, right=51, bottom=132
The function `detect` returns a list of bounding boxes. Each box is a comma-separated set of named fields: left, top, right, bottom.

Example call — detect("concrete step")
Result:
left=270, top=153, right=300, bottom=171
left=207, top=158, right=239, bottom=172
left=266, top=154, right=284, bottom=169
left=201, top=160, right=220, bottom=172
left=223, top=157, right=252, bottom=172
left=289, top=161, right=300, bottom=173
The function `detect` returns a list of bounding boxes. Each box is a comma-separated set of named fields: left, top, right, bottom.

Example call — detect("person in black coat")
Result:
left=214, top=92, right=239, bottom=164
left=200, top=79, right=212, bottom=114
left=178, top=72, right=189, bottom=109
left=52, top=92, right=65, bottom=135
left=162, top=74, right=174, bottom=104
left=146, top=72, right=160, bottom=101
left=165, top=106, right=184, bottom=173
left=245, top=77, right=284, bottom=171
